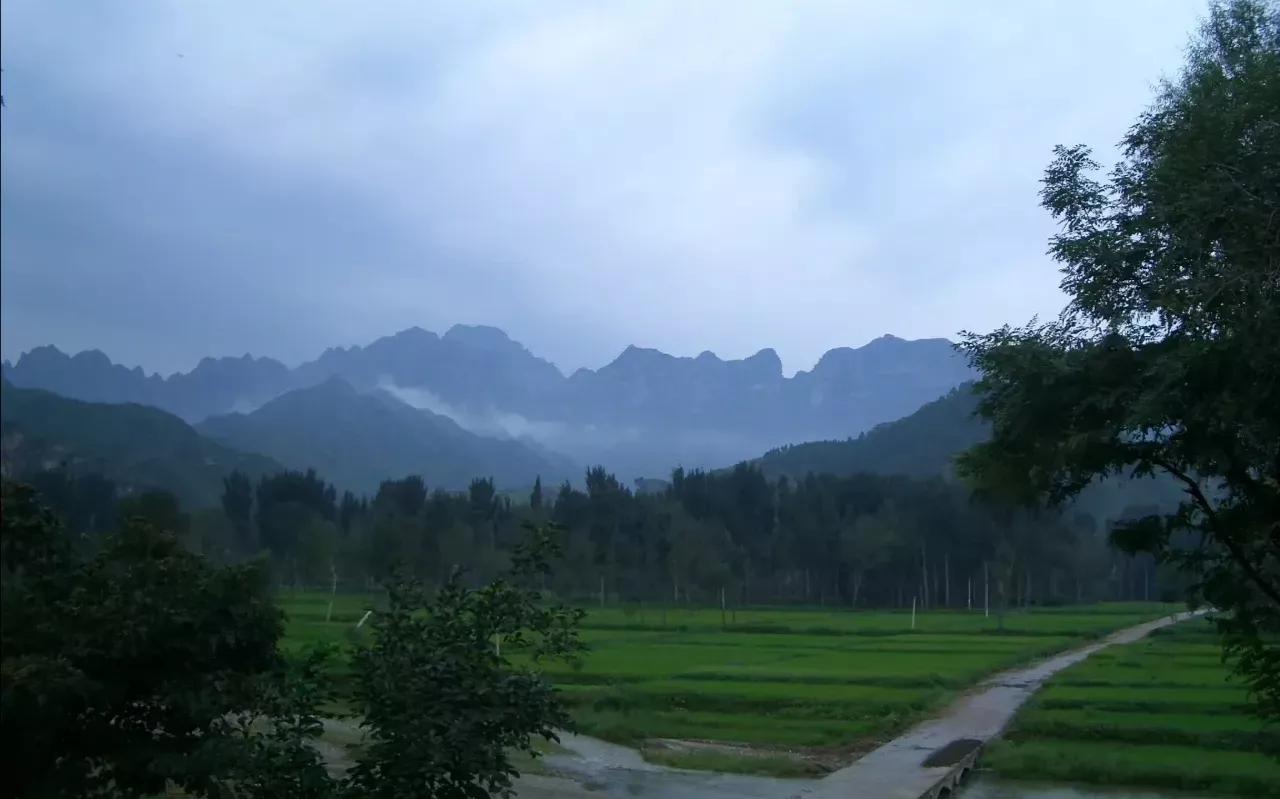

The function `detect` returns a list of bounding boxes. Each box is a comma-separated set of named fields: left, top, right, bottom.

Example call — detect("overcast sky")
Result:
left=1, top=1, right=1205, bottom=376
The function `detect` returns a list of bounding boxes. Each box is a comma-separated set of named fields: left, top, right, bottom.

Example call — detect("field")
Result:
left=281, top=593, right=1179, bottom=773
left=985, top=618, right=1280, bottom=797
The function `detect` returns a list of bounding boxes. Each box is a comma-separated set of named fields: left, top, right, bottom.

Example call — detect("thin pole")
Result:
left=911, top=596, right=917, bottom=631
left=984, top=562, right=990, bottom=619
left=599, top=575, right=605, bottom=609
left=967, top=577, right=972, bottom=611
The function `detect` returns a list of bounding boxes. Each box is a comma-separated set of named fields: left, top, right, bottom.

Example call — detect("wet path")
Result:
left=517, top=612, right=1198, bottom=799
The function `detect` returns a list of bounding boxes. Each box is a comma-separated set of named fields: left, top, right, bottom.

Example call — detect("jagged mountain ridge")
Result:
left=3, top=325, right=974, bottom=478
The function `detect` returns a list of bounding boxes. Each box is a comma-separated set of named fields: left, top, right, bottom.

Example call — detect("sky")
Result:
left=1, top=1, right=1206, bottom=377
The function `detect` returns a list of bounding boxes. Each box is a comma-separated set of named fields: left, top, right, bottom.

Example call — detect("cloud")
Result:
left=1, top=0, right=1205, bottom=375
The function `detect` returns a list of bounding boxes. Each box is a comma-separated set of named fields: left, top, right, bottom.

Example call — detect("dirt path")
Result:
left=517, top=611, right=1199, bottom=799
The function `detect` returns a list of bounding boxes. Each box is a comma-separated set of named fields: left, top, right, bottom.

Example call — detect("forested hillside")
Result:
left=757, top=384, right=984, bottom=479
left=0, top=380, right=280, bottom=508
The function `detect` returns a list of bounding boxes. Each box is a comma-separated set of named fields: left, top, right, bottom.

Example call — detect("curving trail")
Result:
left=516, top=612, right=1200, bottom=799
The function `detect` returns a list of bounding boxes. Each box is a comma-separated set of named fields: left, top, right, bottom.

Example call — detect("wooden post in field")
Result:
left=326, top=562, right=338, bottom=623
left=599, top=575, right=605, bottom=609
left=720, top=585, right=727, bottom=628
left=967, top=578, right=972, bottom=611
left=984, top=562, right=990, bottom=619
left=944, top=554, right=951, bottom=608
left=911, top=596, right=917, bottom=630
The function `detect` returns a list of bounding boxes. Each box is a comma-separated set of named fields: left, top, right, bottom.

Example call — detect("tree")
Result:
left=346, top=523, right=584, bottom=799
left=839, top=506, right=896, bottom=607
left=530, top=476, right=543, bottom=511
left=0, top=481, right=325, bottom=798
left=117, top=488, right=190, bottom=539
left=223, top=469, right=255, bottom=552
left=959, top=0, right=1279, bottom=719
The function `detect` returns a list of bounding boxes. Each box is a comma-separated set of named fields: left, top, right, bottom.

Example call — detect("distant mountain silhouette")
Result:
left=3, top=326, right=974, bottom=479
left=0, top=379, right=281, bottom=508
left=196, top=377, right=573, bottom=495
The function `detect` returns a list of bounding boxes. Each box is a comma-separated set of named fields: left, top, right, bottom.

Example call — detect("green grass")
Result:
left=988, top=618, right=1280, bottom=796
left=279, top=593, right=1182, bottom=775
left=642, top=747, right=825, bottom=777
left=983, top=739, right=1280, bottom=797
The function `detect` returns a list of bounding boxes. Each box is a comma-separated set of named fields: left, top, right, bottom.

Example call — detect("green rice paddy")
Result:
left=280, top=593, right=1181, bottom=763
left=986, top=619, right=1280, bottom=796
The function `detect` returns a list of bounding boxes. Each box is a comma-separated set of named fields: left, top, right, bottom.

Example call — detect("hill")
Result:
left=0, top=380, right=281, bottom=508
left=196, top=378, right=573, bottom=495
left=756, top=384, right=985, bottom=479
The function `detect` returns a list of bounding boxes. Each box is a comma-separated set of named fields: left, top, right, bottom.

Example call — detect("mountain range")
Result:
left=3, top=325, right=974, bottom=480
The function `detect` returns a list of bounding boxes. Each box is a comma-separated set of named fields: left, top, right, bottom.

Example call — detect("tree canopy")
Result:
left=960, top=0, right=1279, bottom=720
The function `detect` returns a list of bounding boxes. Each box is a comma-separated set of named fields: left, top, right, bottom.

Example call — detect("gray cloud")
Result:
left=1, top=1, right=1204, bottom=376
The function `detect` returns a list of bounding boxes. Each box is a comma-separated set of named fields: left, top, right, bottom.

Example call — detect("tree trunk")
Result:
left=944, top=553, right=951, bottom=609
left=983, top=562, right=990, bottom=619
left=920, top=544, right=930, bottom=610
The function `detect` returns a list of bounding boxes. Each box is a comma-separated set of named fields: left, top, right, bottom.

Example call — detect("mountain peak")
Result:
left=443, top=324, right=515, bottom=350
left=743, top=347, right=783, bottom=377
left=389, top=326, right=440, bottom=344
left=14, top=344, right=70, bottom=366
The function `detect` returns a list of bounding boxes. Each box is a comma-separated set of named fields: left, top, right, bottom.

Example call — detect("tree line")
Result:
left=28, top=458, right=1182, bottom=615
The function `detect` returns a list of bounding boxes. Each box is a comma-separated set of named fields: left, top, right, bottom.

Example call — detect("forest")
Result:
left=28, top=458, right=1179, bottom=614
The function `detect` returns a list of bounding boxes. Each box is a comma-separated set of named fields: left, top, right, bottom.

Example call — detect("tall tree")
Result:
left=530, top=476, right=544, bottom=511
left=960, top=0, right=1279, bottom=719
left=222, top=469, right=255, bottom=552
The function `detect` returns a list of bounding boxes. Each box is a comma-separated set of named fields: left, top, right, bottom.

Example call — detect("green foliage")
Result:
left=960, top=0, right=1280, bottom=721
left=0, top=481, right=323, bottom=799
left=345, top=523, right=584, bottom=799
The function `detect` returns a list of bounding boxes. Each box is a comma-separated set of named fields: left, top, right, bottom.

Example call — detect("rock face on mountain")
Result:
left=4, top=326, right=974, bottom=480
left=196, top=378, right=572, bottom=495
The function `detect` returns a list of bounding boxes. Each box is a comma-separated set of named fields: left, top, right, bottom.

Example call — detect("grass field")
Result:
left=280, top=592, right=1182, bottom=773
left=985, top=618, right=1280, bottom=797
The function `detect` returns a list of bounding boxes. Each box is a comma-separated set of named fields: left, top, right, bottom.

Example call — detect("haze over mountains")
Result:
left=3, top=324, right=974, bottom=482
